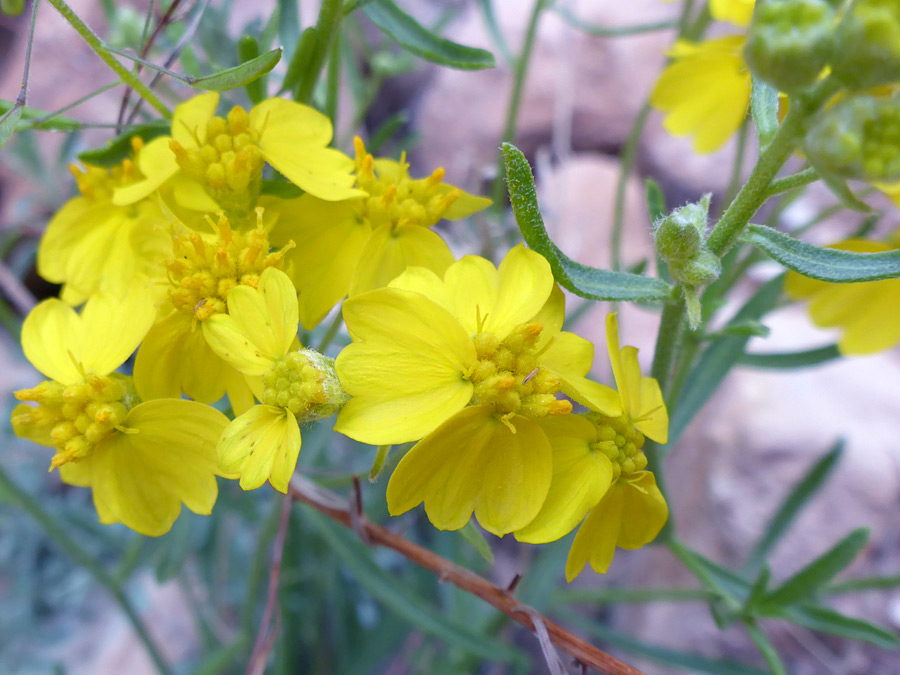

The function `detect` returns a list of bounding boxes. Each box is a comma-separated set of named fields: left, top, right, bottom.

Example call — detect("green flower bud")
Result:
left=675, top=249, right=722, bottom=286
left=833, top=0, right=900, bottom=89
left=1, top=0, right=24, bottom=16
left=744, top=0, right=836, bottom=93
left=805, top=95, right=900, bottom=181
left=653, top=195, right=710, bottom=265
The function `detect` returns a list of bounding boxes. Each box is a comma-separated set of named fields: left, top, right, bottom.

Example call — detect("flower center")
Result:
left=13, top=375, right=138, bottom=469
left=261, top=350, right=348, bottom=421
left=166, top=210, right=292, bottom=321
left=169, top=106, right=264, bottom=218
left=71, top=137, right=144, bottom=202
left=353, top=136, right=462, bottom=232
left=586, top=412, right=648, bottom=482
left=467, top=322, right=571, bottom=418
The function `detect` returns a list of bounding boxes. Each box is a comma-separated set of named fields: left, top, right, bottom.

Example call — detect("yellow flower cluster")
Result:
left=13, top=92, right=668, bottom=580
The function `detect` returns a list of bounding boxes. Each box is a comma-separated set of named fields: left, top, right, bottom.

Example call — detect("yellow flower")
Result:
left=112, top=92, right=363, bottom=219
left=650, top=0, right=756, bottom=154
left=37, top=141, right=171, bottom=305
left=133, top=211, right=289, bottom=412
left=203, top=267, right=345, bottom=492
left=516, top=314, right=669, bottom=581
left=11, top=289, right=228, bottom=536
left=785, top=233, right=900, bottom=354
left=334, top=245, right=622, bottom=535
left=268, top=136, right=492, bottom=329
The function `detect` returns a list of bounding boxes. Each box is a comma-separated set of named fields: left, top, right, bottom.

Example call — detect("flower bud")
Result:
left=744, top=0, right=836, bottom=93
left=832, top=0, right=900, bottom=89
left=805, top=95, right=900, bottom=181
left=675, top=249, right=723, bottom=286
left=653, top=195, right=709, bottom=265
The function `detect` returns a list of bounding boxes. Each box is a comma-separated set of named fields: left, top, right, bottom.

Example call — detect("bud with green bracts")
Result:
left=805, top=95, right=900, bottom=182
left=744, top=0, right=836, bottom=93
left=832, top=0, right=900, bottom=89
left=653, top=195, right=721, bottom=301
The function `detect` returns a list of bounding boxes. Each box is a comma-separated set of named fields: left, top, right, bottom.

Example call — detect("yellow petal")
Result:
left=515, top=415, right=612, bottom=543
left=78, top=287, right=155, bottom=376
left=635, top=377, right=668, bottom=444
left=617, top=472, right=669, bottom=550
left=172, top=175, right=219, bottom=212
left=11, top=403, right=55, bottom=446
left=441, top=254, right=502, bottom=334
left=217, top=405, right=301, bottom=493
left=172, top=91, right=219, bottom=148
left=565, top=485, right=625, bottom=581
left=440, top=185, right=493, bottom=221
left=484, top=244, right=554, bottom=338
left=540, top=330, right=624, bottom=417
left=531, top=284, right=566, bottom=349
left=22, top=299, right=83, bottom=384
left=37, top=197, right=104, bottom=284
left=90, top=398, right=226, bottom=536
left=58, top=458, right=92, bottom=487
left=710, top=0, right=755, bottom=27
left=202, top=314, right=274, bottom=376
left=265, top=194, right=370, bottom=330
left=833, top=280, right=900, bottom=354
left=112, top=136, right=179, bottom=205
left=388, top=266, right=453, bottom=312
left=349, top=223, right=455, bottom=295
left=335, top=288, right=475, bottom=444
left=224, top=268, right=299, bottom=360
left=251, top=98, right=363, bottom=201
left=386, top=406, right=552, bottom=535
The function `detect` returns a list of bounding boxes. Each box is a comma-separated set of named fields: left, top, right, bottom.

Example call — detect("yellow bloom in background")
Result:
left=133, top=211, right=290, bottom=412
left=203, top=267, right=345, bottom=492
left=10, top=289, right=227, bottom=536
left=785, top=233, right=900, bottom=354
left=37, top=142, right=171, bottom=305
left=334, top=245, right=622, bottom=535
left=650, top=0, right=755, bottom=154
left=517, top=314, right=669, bottom=581
left=269, top=136, right=491, bottom=329
left=113, top=92, right=363, bottom=220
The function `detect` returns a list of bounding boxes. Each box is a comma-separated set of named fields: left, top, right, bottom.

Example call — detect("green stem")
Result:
left=0, top=466, right=174, bottom=675
left=46, top=0, right=172, bottom=119
left=611, top=102, right=651, bottom=270
left=324, top=31, right=342, bottom=130
left=296, top=0, right=343, bottom=104
left=650, top=294, right=686, bottom=393
left=706, top=79, right=840, bottom=258
left=723, top=118, right=750, bottom=207
left=490, top=0, right=549, bottom=210
left=316, top=309, right=344, bottom=353
left=765, top=167, right=818, bottom=197
left=744, top=620, right=788, bottom=675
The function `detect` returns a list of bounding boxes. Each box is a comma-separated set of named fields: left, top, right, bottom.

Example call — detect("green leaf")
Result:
left=260, top=178, right=305, bottom=199
left=744, top=224, right=900, bottom=282
left=458, top=520, right=494, bottom=565
left=818, top=167, right=873, bottom=213
left=743, top=442, right=843, bottom=576
left=367, top=444, right=392, bottom=482
left=503, top=143, right=673, bottom=302
left=190, top=47, right=282, bottom=91
left=750, top=76, right=779, bottom=149
left=305, top=508, right=522, bottom=663
left=825, top=574, right=900, bottom=595
left=282, top=27, right=319, bottom=94
left=76, top=124, right=169, bottom=167
left=278, top=0, right=301, bottom=52
left=0, top=104, right=23, bottom=150
left=363, top=0, right=496, bottom=70
left=238, top=36, right=267, bottom=104
left=760, top=528, right=870, bottom=610
left=562, top=612, right=767, bottom=675
left=743, top=621, right=788, bottom=675
left=554, top=586, right=709, bottom=605
left=781, top=604, right=900, bottom=649
left=0, top=99, right=80, bottom=132
left=738, top=344, right=841, bottom=369
left=668, top=275, right=784, bottom=445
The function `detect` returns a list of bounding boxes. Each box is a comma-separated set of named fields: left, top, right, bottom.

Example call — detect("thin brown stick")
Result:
left=245, top=493, right=292, bottom=675
left=288, top=475, right=643, bottom=675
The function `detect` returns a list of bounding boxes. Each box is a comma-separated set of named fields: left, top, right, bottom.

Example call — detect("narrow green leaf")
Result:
left=238, top=36, right=267, bottom=104
left=825, top=574, right=900, bottom=595
left=760, top=528, right=870, bottom=610
left=750, top=76, right=779, bottom=149
left=278, top=0, right=301, bottom=52
left=0, top=101, right=80, bottom=132
left=743, top=442, right=843, bottom=576
left=503, top=143, right=673, bottom=302
left=645, top=178, right=667, bottom=224
left=76, top=124, right=169, bottom=167
left=368, top=444, right=392, bottom=482
left=781, top=604, right=900, bottom=649
left=343, top=0, right=377, bottom=13
left=458, top=520, right=494, bottom=565
left=0, top=104, right=24, bottom=150
left=554, top=586, right=709, bottom=605
left=738, top=344, right=841, bottom=369
left=668, top=275, right=784, bottom=445
left=745, top=224, right=900, bottom=282
left=744, top=621, right=788, bottom=675
left=363, top=0, right=496, bottom=70
left=190, top=48, right=282, bottom=91
left=282, top=27, right=319, bottom=94
left=669, top=540, right=751, bottom=605
left=306, top=509, right=521, bottom=663
left=562, top=612, right=767, bottom=675
left=818, top=168, right=873, bottom=213
left=554, top=5, right=678, bottom=36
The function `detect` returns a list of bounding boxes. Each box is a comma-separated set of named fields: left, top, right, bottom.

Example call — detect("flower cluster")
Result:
left=13, top=92, right=669, bottom=580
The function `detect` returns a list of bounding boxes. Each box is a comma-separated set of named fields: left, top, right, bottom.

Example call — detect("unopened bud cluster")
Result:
left=653, top=195, right=721, bottom=288
left=262, top=349, right=347, bottom=422
left=586, top=412, right=648, bottom=482
left=71, top=137, right=144, bottom=203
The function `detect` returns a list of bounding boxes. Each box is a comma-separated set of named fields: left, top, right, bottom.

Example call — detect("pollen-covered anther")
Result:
left=261, top=350, right=348, bottom=422
left=468, top=322, right=569, bottom=418
left=165, top=211, right=290, bottom=320
left=70, top=146, right=144, bottom=202
left=13, top=375, right=137, bottom=470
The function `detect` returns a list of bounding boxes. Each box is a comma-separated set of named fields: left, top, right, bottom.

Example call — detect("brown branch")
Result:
left=287, top=475, right=644, bottom=675
left=245, top=493, right=292, bottom=675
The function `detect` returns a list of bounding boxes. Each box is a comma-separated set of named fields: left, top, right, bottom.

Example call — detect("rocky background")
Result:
left=1, top=1, right=898, bottom=673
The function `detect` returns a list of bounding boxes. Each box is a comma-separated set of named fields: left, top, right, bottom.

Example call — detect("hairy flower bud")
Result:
left=744, top=0, right=836, bottom=93
left=653, top=195, right=709, bottom=265
left=833, top=0, right=900, bottom=89
left=805, top=95, right=900, bottom=182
